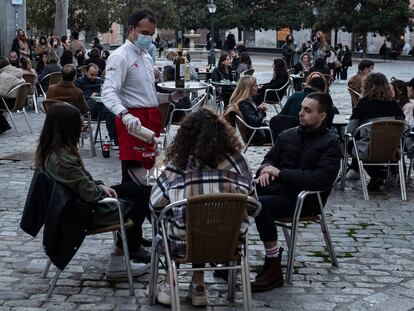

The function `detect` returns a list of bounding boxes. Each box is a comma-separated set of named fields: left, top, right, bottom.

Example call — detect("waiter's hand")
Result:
left=170, top=91, right=187, bottom=101
left=122, top=113, right=142, bottom=133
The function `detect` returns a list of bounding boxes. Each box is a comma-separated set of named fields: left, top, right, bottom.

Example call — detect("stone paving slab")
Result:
left=1, top=60, right=414, bottom=310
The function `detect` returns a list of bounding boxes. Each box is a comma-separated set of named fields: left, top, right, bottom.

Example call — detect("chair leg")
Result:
left=358, top=161, right=370, bottom=200
left=319, top=214, right=338, bottom=267
left=42, top=258, right=52, bottom=278
left=406, top=158, right=413, bottom=183
left=46, top=269, right=61, bottom=298
left=87, top=115, right=96, bottom=157
left=148, top=245, right=159, bottom=305
left=282, top=227, right=291, bottom=250
left=242, top=256, right=252, bottom=311
left=169, top=261, right=179, bottom=311
left=285, top=220, right=299, bottom=284
left=399, top=160, right=407, bottom=201
left=227, top=261, right=236, bottom=302
left=240, top=257, right=248, bottom=311
left=340, top=149, right=348, bottom=191
left=33, top=94, right=38, bottom=113
left=118, top=226, right=135, bottom=296
left=7, top=112, right=20, bottom=136
left=22, top=108, right=33, bottom=133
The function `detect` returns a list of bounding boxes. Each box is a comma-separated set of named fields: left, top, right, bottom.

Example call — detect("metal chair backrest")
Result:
left=5, top=83, right=31, bottom=111
left=234, top=115, right=250, bottom=144
left=366, top=120, right=405, bottom=162
left=158, top=102, right=172, bottom=129
left=49, top=72, right=62, bottom=85
left=40, top=72, right=62, bottom=87
left=22, top=73, right=36, bottom=85
left=264, top=79, right=290, bottom=105
left=180, top=193, right=248, bottom=264
left=242, top=69, right=255, bottom=76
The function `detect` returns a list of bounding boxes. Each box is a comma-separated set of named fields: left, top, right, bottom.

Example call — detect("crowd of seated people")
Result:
left=14, top=27, right=414, bottom=308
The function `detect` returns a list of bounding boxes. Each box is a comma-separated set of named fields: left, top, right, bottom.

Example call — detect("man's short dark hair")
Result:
left=163, top=65, right=175, bottom=81
left=307, top=76, right=326, bottom=92
left=62, top=64, right=77, bottom=81
left=86, top=63, right=98, bottom=72
left=306, top=92, right=332, bottom=115
left=71, top=31, right=79, bottom=40
left=128, top=9, right=156, bottom=27
left=89, top=48, right=100, bottom=59
left=358, top=59, right=374, bottom=71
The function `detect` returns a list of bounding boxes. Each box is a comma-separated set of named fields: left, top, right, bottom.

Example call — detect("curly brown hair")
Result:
left=362, top=72, right=393, bottom=102
left=166, top=108, right=243, bottom=170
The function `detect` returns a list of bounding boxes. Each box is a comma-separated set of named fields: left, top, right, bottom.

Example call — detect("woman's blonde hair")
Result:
left=224, top=75, right=257, bottom=126
left=165, top=50, right=177, bottom=61
left=228, top=75, right=257, bottom=109
left=362, top=72, right=393, bottom=101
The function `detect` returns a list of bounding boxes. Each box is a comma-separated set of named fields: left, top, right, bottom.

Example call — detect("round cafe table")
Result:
left=157, top=81, right=210, bottom=92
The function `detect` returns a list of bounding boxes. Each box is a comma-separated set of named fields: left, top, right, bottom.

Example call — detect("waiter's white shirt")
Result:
left=102, top=40, right=169, bottom=116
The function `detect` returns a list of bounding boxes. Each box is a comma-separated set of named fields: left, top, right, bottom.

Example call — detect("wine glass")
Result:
left=141, top=149, right=156, bottom=185
left=231, top=69, right=237, bottom=82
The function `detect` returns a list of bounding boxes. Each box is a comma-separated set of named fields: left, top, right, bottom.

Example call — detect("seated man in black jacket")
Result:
left=76, top=63, right=117, bottom=147
left=251, top=92, right=341, bottom=292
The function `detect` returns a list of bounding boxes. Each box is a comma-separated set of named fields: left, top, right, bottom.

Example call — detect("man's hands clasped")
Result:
left=258, top=165, right=280, bottom=187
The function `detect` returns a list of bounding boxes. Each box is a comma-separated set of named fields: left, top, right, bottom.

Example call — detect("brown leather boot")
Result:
left=251, top=248, right=284, bottom=292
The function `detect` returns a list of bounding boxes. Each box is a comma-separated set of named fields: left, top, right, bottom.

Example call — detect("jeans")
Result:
left=255, top=190, right=320, bottom=242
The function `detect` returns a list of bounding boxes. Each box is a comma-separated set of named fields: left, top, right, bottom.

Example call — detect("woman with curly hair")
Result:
left=346, top=72, right=405, bottom=190
left=150, top=108, right=258, bottom=307
left=254, top=58, right=289, bottom=104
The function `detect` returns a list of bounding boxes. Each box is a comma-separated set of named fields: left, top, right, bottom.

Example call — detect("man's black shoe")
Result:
left=213, top=269, right=228, bottom=282
left=141, top=236, right=152, bottom=247
left=129, top=246, right=151, bottom=264
left=367, top=177, right=383, bottom=191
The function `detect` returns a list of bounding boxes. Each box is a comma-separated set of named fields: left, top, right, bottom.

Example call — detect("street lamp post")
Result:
left=207, top=0, right=217, bottom=67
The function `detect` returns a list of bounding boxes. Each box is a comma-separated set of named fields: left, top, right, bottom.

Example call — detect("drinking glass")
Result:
left=231, top=70, right=237, bottom=81
left=141, top=150, right=156, bottom=185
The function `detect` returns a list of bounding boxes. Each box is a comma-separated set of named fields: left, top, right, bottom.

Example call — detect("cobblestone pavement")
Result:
left=0, top=59, right=414, bottom=310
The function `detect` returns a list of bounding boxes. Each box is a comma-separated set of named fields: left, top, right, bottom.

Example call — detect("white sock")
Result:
left=265, top=246, right=279, bottom=258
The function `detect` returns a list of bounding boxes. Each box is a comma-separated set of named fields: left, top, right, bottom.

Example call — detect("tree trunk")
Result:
left=54, top=0, right=69, bottom=37
left=362, top=33, right=367, bottom=58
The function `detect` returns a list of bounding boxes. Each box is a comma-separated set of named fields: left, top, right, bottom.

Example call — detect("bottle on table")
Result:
left=102, top=136, right=110, bottom=158
left=175, top=42, right=186, bottom=88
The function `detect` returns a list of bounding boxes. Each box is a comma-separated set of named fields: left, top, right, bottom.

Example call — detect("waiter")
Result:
left=102, top=8, right=183, bottom=180
left=102, top=9, right=184, bottom=263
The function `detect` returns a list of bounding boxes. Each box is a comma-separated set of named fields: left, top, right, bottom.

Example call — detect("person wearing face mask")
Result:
left=282, top=34, right=297, bottom=69
left=102, top=9, right=186, bottom=262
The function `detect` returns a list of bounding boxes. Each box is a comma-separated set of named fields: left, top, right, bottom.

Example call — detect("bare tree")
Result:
left=54, top=0, right=69, bottom=36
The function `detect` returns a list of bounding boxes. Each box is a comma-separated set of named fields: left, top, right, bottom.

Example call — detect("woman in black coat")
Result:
left=212, top=53, right=239, bottom=108
left=340, top=45, right=352, bottom=80
left=254, top=58, right=289, bottom=104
